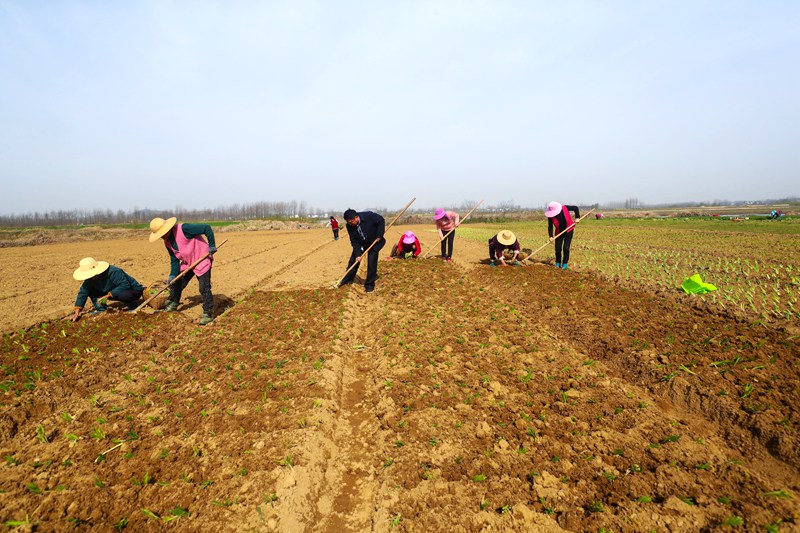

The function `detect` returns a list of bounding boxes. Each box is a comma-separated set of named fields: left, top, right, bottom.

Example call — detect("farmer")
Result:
left=545, top=201, right=580, bottom=269
left=328, top=215, right=340, bottom=240
left=339, top=208, right=385, bottom=293
left=149, top=217, right=217, bottom=325
left=433, top=208, right=460, bottom=261
left=71, top=257, right=144, bottom=321
left=488, top=230, right=521, bottom=267
left=390, top=230, right=421, bottom=259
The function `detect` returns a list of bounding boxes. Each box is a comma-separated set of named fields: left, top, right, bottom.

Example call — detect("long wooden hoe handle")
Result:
left=421, top=199, right=484, bottom=259
left=523, top=208, right=595, bottom=264
left=133, top=239, right=228, bottom=313
left=333, top=197, right=417, bottom=288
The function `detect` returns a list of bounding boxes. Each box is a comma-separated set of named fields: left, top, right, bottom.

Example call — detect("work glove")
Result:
left=208, top=246, right=217, bottom=255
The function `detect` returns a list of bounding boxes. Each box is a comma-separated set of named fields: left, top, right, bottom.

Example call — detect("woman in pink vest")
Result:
left=544, top=202, right=580, bottom=269
left=433, top=208, right=460, bottom=261
left=149, top=217, right=217, bottom=325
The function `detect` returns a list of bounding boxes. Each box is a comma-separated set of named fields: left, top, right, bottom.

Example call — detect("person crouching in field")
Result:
left=545, top=202, right=580, bottom=269
left=328, top=216, right=340, bottom=240
left=149, top=217, right=217, bottom=325
left=434, top=208, right=460, bottom=261
left=339, top=208, right=385, bottom=293
left=389, top=231, right=421, bottom=259
left=71, top=257, right=144, bottom=321
left=488, top=230, right=521, bottom=267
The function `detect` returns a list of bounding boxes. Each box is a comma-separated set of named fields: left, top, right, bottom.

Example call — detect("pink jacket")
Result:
left=435, top=211, right=460, bottom=237
left=165, top=224, right=212, bottom=276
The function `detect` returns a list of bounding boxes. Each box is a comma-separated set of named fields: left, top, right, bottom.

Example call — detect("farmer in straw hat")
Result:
left=545, top=201, right=581, bottom=269
left=389, top=230, right=421, bottom=259
left=70, top=258, right=144, bottom=321
left=488, top=230, right=521, bottom=267
left=433, top=208, right=460, bottom=261
left=149, top=217, right=218, bottom=325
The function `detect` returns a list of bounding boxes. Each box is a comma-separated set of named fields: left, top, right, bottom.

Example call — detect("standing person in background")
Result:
left=149, top=217, right=217, bottom=325
left=433, top=208, right=460, bottom=261
left=70, top=257, right=144, bottom=321
left=339, top=208, right=385, bottom=293
left=545, top=202, right=580, bottom=269
left=389, top=230, right=421, bottom=259
left=488, top=230, right=521, bottom=267
left=328, top=216, right=340, bottom=240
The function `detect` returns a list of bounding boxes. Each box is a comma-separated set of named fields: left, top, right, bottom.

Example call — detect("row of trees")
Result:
left=0, top=199, right=528, bottom=227
left=0, top=201, right=337, bottom=227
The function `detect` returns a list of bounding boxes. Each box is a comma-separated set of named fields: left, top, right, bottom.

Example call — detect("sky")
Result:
left=1, top=1, right=798, bottom=215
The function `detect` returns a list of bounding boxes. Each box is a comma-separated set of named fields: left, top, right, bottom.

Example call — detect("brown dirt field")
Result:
left=1, top=227, right=798, bottom=531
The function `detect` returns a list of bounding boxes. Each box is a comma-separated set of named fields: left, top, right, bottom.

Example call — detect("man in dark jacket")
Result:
left=71, top=257, right=144, bottom=321
left=340, top=208, right=385, bottom=293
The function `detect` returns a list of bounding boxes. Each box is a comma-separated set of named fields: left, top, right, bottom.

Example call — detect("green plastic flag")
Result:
left=681, top=274, right=717, bottom=294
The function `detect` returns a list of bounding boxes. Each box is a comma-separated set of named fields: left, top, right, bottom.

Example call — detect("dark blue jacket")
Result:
left=346, top=211, right=385, bottom=253
left=75, top=266, right=144, bottom=308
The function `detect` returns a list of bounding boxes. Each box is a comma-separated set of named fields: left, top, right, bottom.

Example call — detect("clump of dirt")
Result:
left=219, top=220, right=315, bottom=232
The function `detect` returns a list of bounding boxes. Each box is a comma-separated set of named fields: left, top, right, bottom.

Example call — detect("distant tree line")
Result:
left=0, top=199, right=528, bottom=227
left=0, top=200, right=337, bottom=228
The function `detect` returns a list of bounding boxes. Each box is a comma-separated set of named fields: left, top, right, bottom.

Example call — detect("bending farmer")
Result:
left=434, top=208, right=460, bottom=261
left=71, top=257, right=144, bottom=321
left=340, top=208, right=385, bottom=293
left=545, top=202, right=580, bottom=269
left=390, top=231, right=421, bottom=259
left=488, top=230, right=521, bottom=266
left=149, top=217, right=217, bottom=325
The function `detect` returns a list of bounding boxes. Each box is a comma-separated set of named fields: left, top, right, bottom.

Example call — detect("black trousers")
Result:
left=555, top=231, right=574, bottom=264
left=170, top=269, right=214, bottom=314
left=342, top=239, right=385, bottom=289
left=333, top=228, right=339, bottom=239
left=440, top=231, right=455, bottom=258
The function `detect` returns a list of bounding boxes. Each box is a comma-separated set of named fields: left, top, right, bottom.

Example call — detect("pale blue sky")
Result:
left=1, top=1, right=798, bottom=215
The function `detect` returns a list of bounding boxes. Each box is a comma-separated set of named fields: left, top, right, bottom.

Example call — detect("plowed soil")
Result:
left=1, top=227, right=797, bottom=531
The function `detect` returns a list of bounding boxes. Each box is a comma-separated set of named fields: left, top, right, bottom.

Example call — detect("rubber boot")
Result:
left=555, top=262, right=561, bottom=268
left=562, top=263, right=568, bottom=269
left=489, top=261, right=495, bottom=267
left=198, top=313, right=214, bottom=325
left=163, top=300, right=178, bottom=312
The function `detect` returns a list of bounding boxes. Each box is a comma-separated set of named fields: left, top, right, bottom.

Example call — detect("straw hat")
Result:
left=149, top=217, right=177, bottom=243
left=497, top=230, right=516, bottom=246
left=434, top=208, right=447, bottom=220
left=544, top=202, right=562, bottom=218
left=402, top=230, right=416, bottom=244
left=73, top=257, right=110, bottom=281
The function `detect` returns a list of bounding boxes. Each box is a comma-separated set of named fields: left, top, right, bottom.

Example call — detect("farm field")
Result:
left=1, top=222, right=798, bottom=531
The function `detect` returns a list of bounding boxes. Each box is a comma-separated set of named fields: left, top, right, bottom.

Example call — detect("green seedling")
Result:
left=36, top=425, right=48, bottom=443
left=390, top=514, right=401, bottom=527
left=763, top=489, right=792, bottom=499
left=722, top=516, right=743, bottom=526
left=636, top=495, right=652, bottom=503
left=472, top=474, right=487, bottom=482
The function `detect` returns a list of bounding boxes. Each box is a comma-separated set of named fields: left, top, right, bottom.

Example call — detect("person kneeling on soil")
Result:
left=71, top=257, right=144, bottom=321
left=488, top=230, right=521, bottom=267
left=149, top=216, right=217, bottom=325
left=389, top=231, right=421, bottom=259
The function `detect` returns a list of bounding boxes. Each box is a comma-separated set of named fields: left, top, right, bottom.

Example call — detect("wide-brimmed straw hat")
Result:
left=497, top=230, right=516, bottom=246
left=402, top=230, right=416, bottom=244
left=149, top=217, right=177, bottom=243
left=73, top=257, right=110, bottom=281
left=544, top=202, right=562, bottom=218
left=434, top=208, right=447, bottom=220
